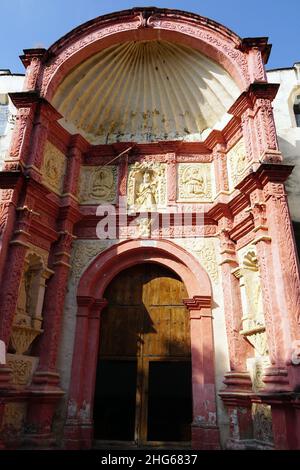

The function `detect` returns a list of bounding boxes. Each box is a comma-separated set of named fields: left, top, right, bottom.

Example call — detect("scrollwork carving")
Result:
left=70, top=240, right=112, bottom=284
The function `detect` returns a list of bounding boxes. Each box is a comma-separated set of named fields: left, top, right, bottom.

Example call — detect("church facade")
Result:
left=0, top=8, right=300, bottom=450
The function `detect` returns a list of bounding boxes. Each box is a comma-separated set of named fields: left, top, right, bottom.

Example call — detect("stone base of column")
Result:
left=0, top=364, right=13, bottom=389
left=24, top=370, right=64, bottom=448
left=262, top=366, right=291, bottom=393
left=220, top=371, right=255, bottom=448
left=0, top=365, right=14, bottom=449
left=63, top=421, right=93, bottom=450
left=226, top=438, right=274, bottom=450
left=222, top=370, right=253, bottom=393
left=191, top=424, right=220, bottom=450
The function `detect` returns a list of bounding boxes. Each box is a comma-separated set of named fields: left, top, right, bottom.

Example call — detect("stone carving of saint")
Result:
left=90, top=168, right=114, bottom=200
left=15, top=270, right=31, bottom=326
left=135, top=170, right=157, bottom=209
left=45, top=156, right=58, bottom=183
left=183, top=167, right=205, bottom=196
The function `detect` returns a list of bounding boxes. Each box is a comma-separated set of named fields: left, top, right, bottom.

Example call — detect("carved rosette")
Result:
left=79, top=166, right=117, bottom=204
left=227, top=139, right=249, bottom=189
left=127, top=162, right=166, bottom=211
left=177, top=163, right=213, bottom=202
left=41, top=141, right=66, bottom=195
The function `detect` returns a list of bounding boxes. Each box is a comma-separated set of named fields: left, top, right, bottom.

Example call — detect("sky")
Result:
left=1, top=0, right=299, bottom=74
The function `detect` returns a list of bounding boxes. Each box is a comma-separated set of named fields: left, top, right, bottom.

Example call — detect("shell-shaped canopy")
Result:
left=52, top=40, right=240, bottom=144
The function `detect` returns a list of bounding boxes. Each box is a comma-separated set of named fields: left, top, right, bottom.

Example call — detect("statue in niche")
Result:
left=243, top=251, right=265, bottom=328
left=90, top=167, right=114, bottom=200
left=10, top=253, right=48, bottom=356
left=135, top=169, right=157, bottom=209
left=16, top=270, right=30, bottom=326
left=182, top=166, right=206, bottom=196
left=127, top=162, right=166, bottom=211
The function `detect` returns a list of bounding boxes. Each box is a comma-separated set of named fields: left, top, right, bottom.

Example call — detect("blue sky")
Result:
left=1, top=0, right=299, bottom=73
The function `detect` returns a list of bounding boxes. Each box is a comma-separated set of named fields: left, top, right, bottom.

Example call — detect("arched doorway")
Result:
left=93, top=263, right=192, bottom=447
left=65, top=240, right=219, bottom=450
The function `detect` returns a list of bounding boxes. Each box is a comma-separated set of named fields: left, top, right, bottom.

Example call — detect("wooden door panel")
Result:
left=105, top=267, right=144, bottom=306
left=100, top=306, right=143, bottom=357
left=143, top=271, right=188, bottom=306
left=143, top=307, right=171, bottom=356
left=170, top=308, right=191, bottom=356
left=96, top=263, right=192, bottom=445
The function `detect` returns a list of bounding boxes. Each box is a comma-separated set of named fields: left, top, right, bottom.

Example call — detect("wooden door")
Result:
left=93, top=264, right=192, bottom=446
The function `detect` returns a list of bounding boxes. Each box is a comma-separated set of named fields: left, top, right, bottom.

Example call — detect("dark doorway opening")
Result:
left=147, top=361, right=192, bottom=442
left=93, top=360, right=137, bottom=441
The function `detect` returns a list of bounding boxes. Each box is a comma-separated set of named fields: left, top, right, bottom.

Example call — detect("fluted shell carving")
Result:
left=52, top=40, right=240, bottom=144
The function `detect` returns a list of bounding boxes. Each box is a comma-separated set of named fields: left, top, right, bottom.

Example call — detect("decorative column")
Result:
left=20, top=48, right=46, bottom=92
left=261, top=172, right=300, bottom=387
left=217, top=214, right=252, bottom=378
left=229, top=83, right=282, bottom=165
left=79, top=299, right=107, bottom=448
left=215, top=214, right=253, bottom=447
left=207, top=130, right=229, bottom=195
left=240, top=108, right=258, bottom=163
left=0, top=202, right=36, bottom=440
left=25, top=231, right=75, bottom=446
left=166, top=152, right=177, bottom=205
left=237, top=166, right=300, bottom=449
left=0, top=92, right=38, bottom=285
left=238, top=167, right=300, bottom=386
left=25, top=100, right=62, bottom=181
left=64, top=297, right=107, bottom=450
left=62, top=134, right=87, bottom=199
left=4, top=93, right=37, bottom=171
left=183, top=296, right=220, bottom=450
left=0, top=204, right=36, bottom=348
left=118, top=151, right=129, bottom=199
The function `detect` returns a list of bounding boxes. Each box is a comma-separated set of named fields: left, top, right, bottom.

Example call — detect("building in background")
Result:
left=0, top=8, right=300, bottom=450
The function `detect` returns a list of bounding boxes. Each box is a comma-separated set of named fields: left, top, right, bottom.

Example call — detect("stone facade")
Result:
left=0, top=7, right=299, bottom=451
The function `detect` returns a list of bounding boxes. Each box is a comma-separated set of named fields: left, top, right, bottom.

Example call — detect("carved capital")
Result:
left=183, top=295, right=212, bottom=311
left=89, top=299, right=108, bottom=319
left=77, top=296, right=95, bottom=310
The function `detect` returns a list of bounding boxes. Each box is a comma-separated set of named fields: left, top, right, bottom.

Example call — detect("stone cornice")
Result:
left=9, top=92, right=62, bottom=123
left=229, top=82, right=280, bottom=117
left=20, top=48, right=47, bottom=68
left=183, top=295, right=212, bottom=310
left=239, top=37, right=271, bottom=63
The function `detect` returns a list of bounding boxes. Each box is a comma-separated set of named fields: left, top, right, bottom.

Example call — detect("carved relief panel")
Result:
left=41, top=141, right=66, bottom=195
left=127, top=162, right=166, bottom=211
left=177, top=163, right=214, bottom=202
left=176, top=238, right=219, bottom=285
left=227, top=138, right=248, bottom=190
left=79, top=165, right=118, bottom=204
